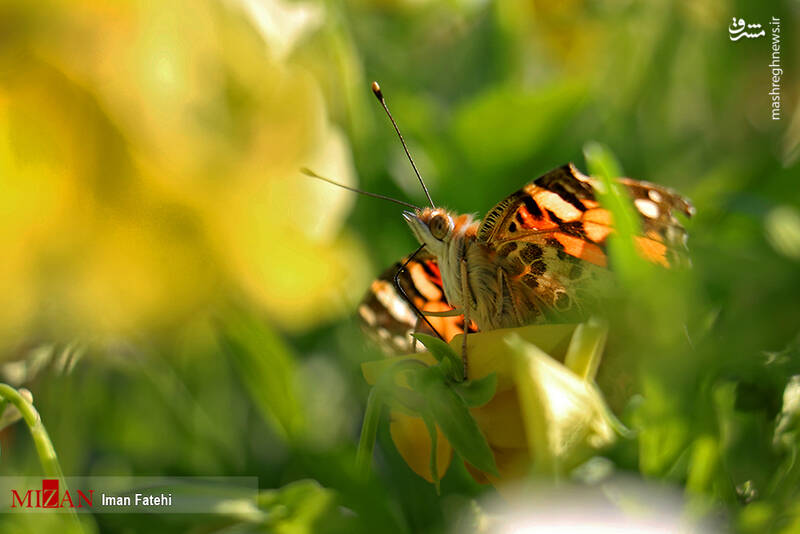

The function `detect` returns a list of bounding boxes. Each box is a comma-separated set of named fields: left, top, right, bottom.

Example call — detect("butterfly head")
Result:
left=403, top=208, right=455, bottom=254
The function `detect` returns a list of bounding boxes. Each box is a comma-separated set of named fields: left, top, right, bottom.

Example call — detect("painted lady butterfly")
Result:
left=358, top=162, right=694, bottom=357
left=306, top=82, right=694, bottom=360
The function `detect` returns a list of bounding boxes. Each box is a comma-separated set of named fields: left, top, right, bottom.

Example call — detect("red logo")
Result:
left=11, top=479, right=93, bottom=508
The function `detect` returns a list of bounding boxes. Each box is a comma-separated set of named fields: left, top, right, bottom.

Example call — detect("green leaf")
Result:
left=217, top=309, right=304, bottom=441
left=356, top=387, right=385, bottom=479
left=686, top=435, right=720, bottom=495
left=413, top=333, right=464, bottom=382
left=417, top=368, right=499, bottom=476
left=258, top=480, right=337, bottom=531
left=453, top=373, right=498, bottom=407
left=634, top=376, right=691, bottom=477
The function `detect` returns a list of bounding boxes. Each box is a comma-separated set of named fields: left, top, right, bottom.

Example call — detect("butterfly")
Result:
left=303, top=82, right=693, bottom=359
left=358, top=162, right=694, bottom=357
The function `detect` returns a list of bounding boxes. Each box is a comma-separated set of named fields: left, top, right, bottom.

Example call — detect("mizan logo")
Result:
left=11, top=479, right=93, bottom=509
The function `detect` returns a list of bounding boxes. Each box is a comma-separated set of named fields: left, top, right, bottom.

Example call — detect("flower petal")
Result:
left=389, top=411, right=452, bottom=483
left=508, top=335, right=617, bottom=474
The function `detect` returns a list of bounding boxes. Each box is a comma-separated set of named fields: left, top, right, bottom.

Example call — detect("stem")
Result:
left=0, top=397, right=9, bottom=429
left=356, top=359, right=431, bottom=478
left=356, top=386, right=384, bottom=478
left=0, top=383, right=84, bottom=533
left=0, top=384, right=62, bottom=477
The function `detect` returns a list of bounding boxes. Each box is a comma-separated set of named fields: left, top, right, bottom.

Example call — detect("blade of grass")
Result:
left=217, top=309, right=304, bottom=441
left=0, top=384, right=86, bottom=533
left=356, top=386, right=384, bottom=479
left=583, top=141, right=651, bottom=286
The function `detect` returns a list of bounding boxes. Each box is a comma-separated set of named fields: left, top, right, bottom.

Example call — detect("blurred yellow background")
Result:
left=0, top=0, right=372, bottom=353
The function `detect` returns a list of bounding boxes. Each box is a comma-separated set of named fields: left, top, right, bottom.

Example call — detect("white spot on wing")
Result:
left=634, top=198, right=660, bottom=219
left=371, top=280, right=417, bottom=325
left=358, top=305, right=377, bottom=326
left=538, top=191, right=582, bottom=221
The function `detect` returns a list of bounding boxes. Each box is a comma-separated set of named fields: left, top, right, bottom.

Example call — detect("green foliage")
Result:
left=1, top=0, right=798, bottom=532
left=452, top=373, right=498, bottom=408
left=413, top=367, right=499, bottom=478
left=257, top=479, right=339, bottom=534
left=412, top=333, right=464, bottom=382
left=584, top=141, right=651, bottom=287
left=217, top=309, right=305, bottom=441
left=453, top=82, right=587, bottom=172
left=357, top=334, right=499, bottom=492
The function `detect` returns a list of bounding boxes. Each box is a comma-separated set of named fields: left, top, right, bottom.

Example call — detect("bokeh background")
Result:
left=0, top=0, right=798, bottom=532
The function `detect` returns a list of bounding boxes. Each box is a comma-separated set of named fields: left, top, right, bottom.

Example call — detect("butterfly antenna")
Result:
left=300, top=168, right=419, bottom=210
left=371, top=81, right=435, bottom=208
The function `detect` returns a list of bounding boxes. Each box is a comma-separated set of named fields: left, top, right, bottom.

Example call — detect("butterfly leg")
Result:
left=393, top=244, right=446, bottom=342
left=412, top=315, right=421, bottom=352
left=421, top=308, right=464, bottom=317
left=497, top=267, right=524, bottom=325
left=460, top=258, right=471, bottom=380
left=495, top=268, right=505, bottom=322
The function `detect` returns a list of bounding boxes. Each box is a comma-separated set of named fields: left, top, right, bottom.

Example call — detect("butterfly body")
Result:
left=360, top=163, right=693, bottom=355
left=403, top=180, right=610, bottom=332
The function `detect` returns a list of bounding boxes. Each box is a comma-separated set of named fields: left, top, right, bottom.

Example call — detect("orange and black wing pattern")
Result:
left=477, top=163, right=694, bottom=269
left=358, top=250, right=477, bottom=356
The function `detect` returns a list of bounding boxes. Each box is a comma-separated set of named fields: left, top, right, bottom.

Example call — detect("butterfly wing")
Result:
left=478, top=163, right=694, bottom=267
left=361, top=164, right=694, bottom=347
left=358, top=249, right=477, bottom=356
left=475, top=164, right=694, bottom=324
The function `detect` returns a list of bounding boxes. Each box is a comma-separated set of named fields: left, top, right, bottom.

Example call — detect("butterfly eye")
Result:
left=429, top=213, right=452, bottom=240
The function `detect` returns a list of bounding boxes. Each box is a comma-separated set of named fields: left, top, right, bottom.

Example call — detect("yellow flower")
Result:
left=362, top=321, right=621, bottom=487
left=0, top=0, right=367, bottom=352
